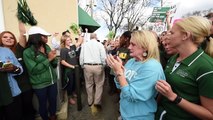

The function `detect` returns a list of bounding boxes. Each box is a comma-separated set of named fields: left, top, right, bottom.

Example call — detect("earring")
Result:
left=143, top=52, right=147, bottom=57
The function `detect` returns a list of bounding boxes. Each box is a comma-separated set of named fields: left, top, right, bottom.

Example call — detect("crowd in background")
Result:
left=0, top=12, right=213, bottom=120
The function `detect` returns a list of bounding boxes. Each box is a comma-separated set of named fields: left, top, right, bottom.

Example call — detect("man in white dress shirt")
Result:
left=80, top=33, right=106, bottom=113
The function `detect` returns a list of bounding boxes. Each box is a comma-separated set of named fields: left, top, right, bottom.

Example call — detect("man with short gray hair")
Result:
left=80, top=33, right=106, bottom=114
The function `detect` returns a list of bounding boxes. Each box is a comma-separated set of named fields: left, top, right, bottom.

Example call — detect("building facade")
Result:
left=1, top=0, right=78, bottom=44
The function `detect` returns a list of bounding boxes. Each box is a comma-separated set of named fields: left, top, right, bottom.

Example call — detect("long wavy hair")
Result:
left=60, top=30, right=71, bottom=48
left=0, top=31, right=17, bottom=53
left=119, top=31, right=131, bottom=48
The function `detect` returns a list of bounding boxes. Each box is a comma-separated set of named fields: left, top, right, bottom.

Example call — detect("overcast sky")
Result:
left=80, top=0, right=213, bottom=41
left=174, top=0, right=213, bottom=18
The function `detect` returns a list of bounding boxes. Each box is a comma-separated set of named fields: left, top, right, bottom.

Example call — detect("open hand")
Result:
left=155, top=80, right=177, bottom=101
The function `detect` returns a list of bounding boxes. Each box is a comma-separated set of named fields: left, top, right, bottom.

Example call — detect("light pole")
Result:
left=86, top=0, right=97, bottom=18
left=161, top=0, right=163, bottom=7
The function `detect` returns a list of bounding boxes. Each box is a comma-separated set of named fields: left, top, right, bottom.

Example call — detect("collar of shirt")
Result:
left=181, top=48, right=204, bottom=66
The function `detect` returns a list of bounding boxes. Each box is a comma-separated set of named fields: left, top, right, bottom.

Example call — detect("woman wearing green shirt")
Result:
left=155, top=16, right=213, bottom=120
left=23, top=26, right=58, bottom=120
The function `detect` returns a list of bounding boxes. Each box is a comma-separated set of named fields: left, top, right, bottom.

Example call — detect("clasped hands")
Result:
left=106, top=54, right=124, bottom=74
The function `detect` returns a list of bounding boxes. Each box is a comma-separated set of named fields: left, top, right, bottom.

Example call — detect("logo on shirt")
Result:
left=118, top=52, right=127, bottom=59
left=125, top=69, right=137, bottom=81
left=68, top=50, right=76, bottom=58
left=176, top=69, right=189, bottom=78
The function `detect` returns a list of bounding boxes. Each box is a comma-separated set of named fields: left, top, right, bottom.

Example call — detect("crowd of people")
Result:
left=0, top=12, right=213, bottom=120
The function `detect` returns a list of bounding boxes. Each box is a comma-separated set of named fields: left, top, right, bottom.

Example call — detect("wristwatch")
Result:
left=172, top=95, right=182, bottom=104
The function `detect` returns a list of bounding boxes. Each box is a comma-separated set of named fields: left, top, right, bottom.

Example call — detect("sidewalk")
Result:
left=67, top=83, right=120, bottom=120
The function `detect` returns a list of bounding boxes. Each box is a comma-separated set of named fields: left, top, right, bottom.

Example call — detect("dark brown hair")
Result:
left=119, top=31, right=132, bottom=48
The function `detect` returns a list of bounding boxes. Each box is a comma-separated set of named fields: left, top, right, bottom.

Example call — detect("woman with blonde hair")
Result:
left=202, top=12, right=213, bottom=57
left=155, top=16, right=213, bottom=120
left=106, top=30, right=165, bottom=120
left=60, top=30, right=83, bottom=104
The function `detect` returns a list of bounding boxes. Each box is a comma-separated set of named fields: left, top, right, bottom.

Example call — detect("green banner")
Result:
left=149, top=7, right=170, bottom=22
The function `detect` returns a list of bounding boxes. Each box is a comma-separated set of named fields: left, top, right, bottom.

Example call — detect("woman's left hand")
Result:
left=155, top=80, right=177, bottom=101
left=106, top=54, right=124, bottom=74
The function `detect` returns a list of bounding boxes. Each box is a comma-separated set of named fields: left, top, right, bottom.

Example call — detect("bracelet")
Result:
left=172, top=95, right=182, bottom=104
left=115, top=73, right=123, bottom=80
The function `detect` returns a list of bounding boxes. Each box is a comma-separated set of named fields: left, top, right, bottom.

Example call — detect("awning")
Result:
left=78, top=6, right=100, bottom=33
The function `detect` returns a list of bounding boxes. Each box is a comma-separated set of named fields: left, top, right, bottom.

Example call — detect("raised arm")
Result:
left=166, top=11, right=172, bottom=30
left=51, top=32, right=60, bottom=49
left=18, top=21, right=27, bottom=48
left=74, top=29, right=84, bottom=48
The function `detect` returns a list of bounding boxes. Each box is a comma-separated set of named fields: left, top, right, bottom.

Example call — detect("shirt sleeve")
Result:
left=51, top=37, right=60, bottom=49
left=23, top=49, right=50, bottom=75
left=60, top=48, right=67, bottom=61
left=121, top=71, right=159, bottom=102
left=99, top=43, right=106, bottom=65
left=79, top=44, right=85, bottom=66
left=120, top=61, right=165, bottom=102
left=8, top=49, right=23, bottom=76
left=198, top=72, right=213, bottom=98
left=114, top=78, right=121, bottom=89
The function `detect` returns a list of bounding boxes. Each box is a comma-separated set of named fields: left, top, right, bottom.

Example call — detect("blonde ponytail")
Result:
left=205, top=36, right=213, bottom=57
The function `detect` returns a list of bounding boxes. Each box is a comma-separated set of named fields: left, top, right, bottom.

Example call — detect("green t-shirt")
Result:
left=157, top=49, right=213, bottom=120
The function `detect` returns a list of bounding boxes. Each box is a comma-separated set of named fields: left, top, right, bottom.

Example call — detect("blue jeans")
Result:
left=34, top=83, right=57, bottom=120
